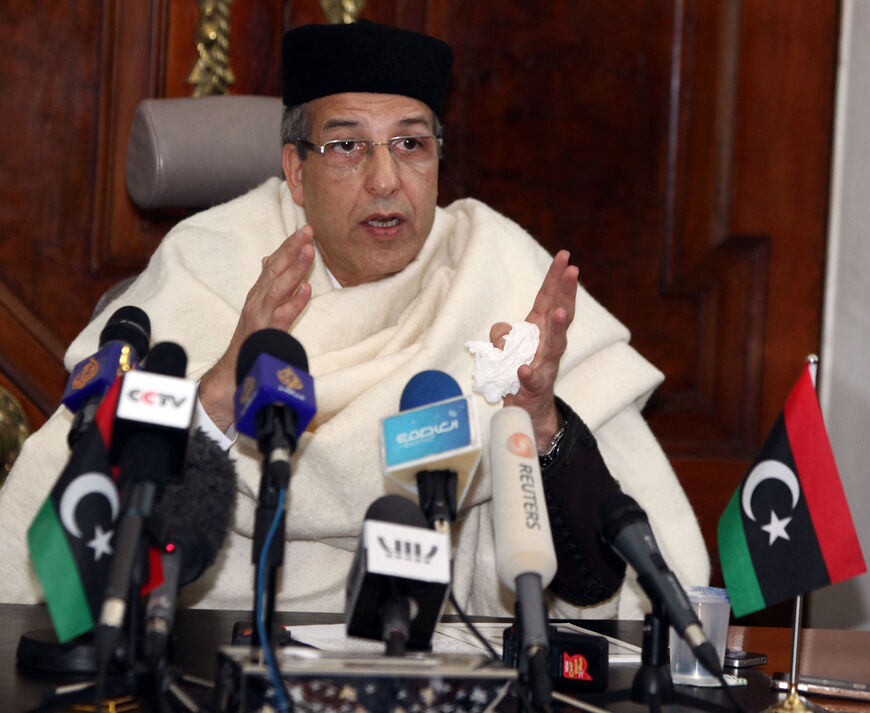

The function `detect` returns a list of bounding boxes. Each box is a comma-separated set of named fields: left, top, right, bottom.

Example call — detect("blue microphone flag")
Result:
left=383, top=397, right=472, bottom=467
left=64, top=342, right=138, bottom=414
left=234, top=352, right=316, bottom=440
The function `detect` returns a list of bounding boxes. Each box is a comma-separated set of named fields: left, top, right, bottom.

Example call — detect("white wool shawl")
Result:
left=0, top=178, right=709, bottom=618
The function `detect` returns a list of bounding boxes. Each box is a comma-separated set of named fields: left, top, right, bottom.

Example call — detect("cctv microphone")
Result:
left=63, top=306, right=151, bottom=446
left=111, top=341, right=196, bottom=485
left=490, top=406, right=557, bottom=708
left=96, top=342, right=196, bottom=668
left=596, top=491, right=724, bottom=681
left=381, top=370, right=481, bottom=529
left=345, top=494, right=451, bottom=655
left=144, top=428, right=237, bottom=665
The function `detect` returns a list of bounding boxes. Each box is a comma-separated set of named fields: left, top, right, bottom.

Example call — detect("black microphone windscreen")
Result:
left=145, top=341, right=188, bottom=377
left=235, top=328, right=309, bottom=384
left=365, top=494, right=428, bottom=528
left=153, top=429, right=237, bottom=585
left=99, top=305, right=151, bottom=359
left=596, top=491, right=648, bottom=545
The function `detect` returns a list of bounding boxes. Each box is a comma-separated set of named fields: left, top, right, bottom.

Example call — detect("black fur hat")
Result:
left=281, top=21, right=453, bottom=115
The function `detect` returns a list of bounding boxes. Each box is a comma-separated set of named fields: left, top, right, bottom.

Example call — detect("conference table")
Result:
left=1, top=604, right=867, bottom=712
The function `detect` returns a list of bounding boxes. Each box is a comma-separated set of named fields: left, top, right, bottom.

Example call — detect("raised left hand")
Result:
left=490, top=249, right=578, bottom=452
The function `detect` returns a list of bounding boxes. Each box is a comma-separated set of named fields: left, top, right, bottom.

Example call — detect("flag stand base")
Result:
left=763, top=688, right=830, bottom=713
left=762, top=595, right=832, bottom=713
left=16, top=628, right=98, bottom=674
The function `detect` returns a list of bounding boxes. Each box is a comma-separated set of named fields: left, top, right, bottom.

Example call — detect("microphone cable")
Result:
left=715, top=670, right=754, bottom=713
left=446, top=590, right=500, bottom=662
left=447, top=591, right=556, bottom=713
left=446, top=591, right=551, bottom=713
left=255, top=487, right=293, bottom=713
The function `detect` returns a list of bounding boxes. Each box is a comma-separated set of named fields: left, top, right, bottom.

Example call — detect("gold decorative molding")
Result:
left=188, top=0, right=236, bottom=96
left=0, top=386, right=30, bottom=485
left=319, top=0, right=366, bottom=24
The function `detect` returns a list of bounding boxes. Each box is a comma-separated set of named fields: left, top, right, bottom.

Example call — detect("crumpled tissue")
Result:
left=465, top=322, right=540, bottom=403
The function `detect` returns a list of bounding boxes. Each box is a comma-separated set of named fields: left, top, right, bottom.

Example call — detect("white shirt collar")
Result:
left=324, top=264, right=343, bottom=289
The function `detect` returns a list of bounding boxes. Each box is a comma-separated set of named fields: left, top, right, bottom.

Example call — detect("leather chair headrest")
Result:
left=126, top=95, right=285, bottom=210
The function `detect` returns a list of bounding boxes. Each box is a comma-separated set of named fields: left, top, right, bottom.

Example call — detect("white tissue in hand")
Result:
left=465, top=322, right=540, bottom=403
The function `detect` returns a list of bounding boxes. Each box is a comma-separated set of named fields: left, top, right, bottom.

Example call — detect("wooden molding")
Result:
left=91, top=0, right=175, bottom=276
left=0, top=282, right=66, bottom=419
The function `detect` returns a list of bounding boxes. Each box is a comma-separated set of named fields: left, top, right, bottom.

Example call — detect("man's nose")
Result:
left=365, top=143, right=401, bottom=197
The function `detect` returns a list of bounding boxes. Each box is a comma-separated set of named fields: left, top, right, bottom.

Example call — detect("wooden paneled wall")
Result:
left=0, top=1, right=839, bottom=621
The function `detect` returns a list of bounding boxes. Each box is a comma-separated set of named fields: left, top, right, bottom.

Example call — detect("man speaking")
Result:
left=0, top=21, right=708, bottom=620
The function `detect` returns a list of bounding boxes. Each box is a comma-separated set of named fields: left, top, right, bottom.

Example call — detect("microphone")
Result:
left=596, top=491, right=724, bottom=681
left=345, top=495, right=451, bottom=655
left=96, top=342, right=196, bottom=667
left=110, top=341, right=197, bottom=485
left=380, top=370, right=482, bottom=528
left=63, top=306, right=151, bottom=446
left=143, top=428, right=237, bottom=664
left=233, top=329, right=316, bottom=646
left=233, top=328, right=315, bottom=558
left=234, top=328, right=316, bottom=456
left=489, top=406, right=556, bottom=707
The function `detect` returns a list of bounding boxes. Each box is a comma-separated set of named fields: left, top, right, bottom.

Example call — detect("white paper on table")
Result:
left=282, top=620, right=641, bottom=663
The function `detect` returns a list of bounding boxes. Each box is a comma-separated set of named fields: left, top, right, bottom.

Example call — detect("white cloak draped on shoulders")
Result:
left=0, top=178, right=709, bottom=619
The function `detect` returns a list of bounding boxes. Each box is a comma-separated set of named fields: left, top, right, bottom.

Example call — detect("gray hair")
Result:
left=281, top=104, right=312, bottom=159
left=281, top=103, right=444, bottom=161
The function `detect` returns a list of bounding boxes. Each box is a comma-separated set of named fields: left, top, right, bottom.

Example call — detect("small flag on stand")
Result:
left=27, top=379, right=122, bottom=642
left=717, top=361, right=866, bottom=618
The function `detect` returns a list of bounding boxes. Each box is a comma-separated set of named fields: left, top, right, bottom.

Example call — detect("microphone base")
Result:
left=630, top=660, right=675, bottom=705
left=598, top=612, right=734, bottom=713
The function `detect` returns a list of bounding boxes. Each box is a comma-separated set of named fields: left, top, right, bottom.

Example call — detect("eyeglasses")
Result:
left=294, top=135, right=442, bottom=167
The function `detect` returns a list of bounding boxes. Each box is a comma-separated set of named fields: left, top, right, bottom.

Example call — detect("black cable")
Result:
left=446, top=592, right=551, bottom=713
left=447, top=590, right=500, bottom=662
left=717, top=671, right=754, bottom=713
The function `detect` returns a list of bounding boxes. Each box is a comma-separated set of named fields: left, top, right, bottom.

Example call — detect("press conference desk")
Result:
left=1, top=604, right=866, bottom=712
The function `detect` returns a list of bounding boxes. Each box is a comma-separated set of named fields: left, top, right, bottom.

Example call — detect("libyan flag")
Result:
left=718, top=363, right=866, bottom=617
left=27, top=379, right=121, bottom=642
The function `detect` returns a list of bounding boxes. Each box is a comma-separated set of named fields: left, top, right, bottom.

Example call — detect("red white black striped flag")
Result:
left=718, top=363, right=865, bottom=617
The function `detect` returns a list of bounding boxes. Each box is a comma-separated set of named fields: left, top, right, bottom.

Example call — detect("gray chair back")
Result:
left=125, top=95, right=285, bottom=210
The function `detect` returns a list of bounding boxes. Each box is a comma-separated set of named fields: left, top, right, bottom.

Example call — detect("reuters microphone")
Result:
left=490, top=406, right=556, bottom=708
left=380, top=370, right=481, bottom=529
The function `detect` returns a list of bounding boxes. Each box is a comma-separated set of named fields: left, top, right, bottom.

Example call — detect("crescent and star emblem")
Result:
left=741, top=459, right=801, bottom=546
left=58, top=472, right=120, bottom=561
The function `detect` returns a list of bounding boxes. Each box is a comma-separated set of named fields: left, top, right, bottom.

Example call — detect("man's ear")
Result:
left=283, top=143, right=305, bottom=206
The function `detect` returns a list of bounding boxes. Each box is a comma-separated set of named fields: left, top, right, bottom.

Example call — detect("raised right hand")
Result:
left=199, top=225, right=315, bottom=431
